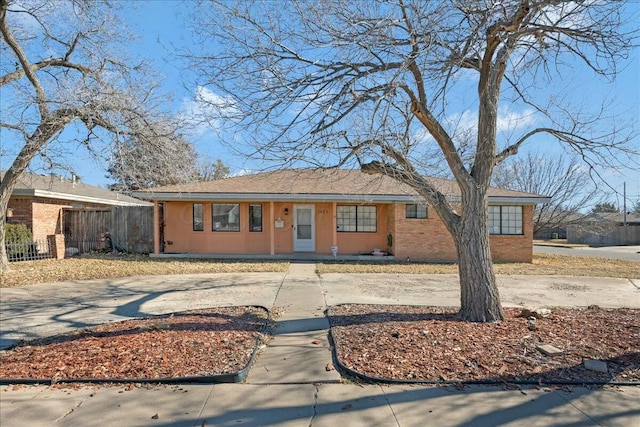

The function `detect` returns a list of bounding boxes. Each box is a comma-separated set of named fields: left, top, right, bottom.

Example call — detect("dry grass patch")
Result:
left=317, top=253, right=639, bottom=279
left=1, top=254, right=289, bottom=288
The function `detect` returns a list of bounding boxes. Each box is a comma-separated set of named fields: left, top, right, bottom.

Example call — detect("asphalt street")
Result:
left=534, top=244, right=640, bottom=262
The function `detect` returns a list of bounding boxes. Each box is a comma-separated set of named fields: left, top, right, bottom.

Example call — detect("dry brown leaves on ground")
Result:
left=329, top=305, right=640, bottom=384
left=0, top=307, right=268, bottom=381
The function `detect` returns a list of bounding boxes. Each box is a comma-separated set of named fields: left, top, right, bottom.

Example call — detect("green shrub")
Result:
left=5, top=223, right=33, bottom=242
left=5, top=223, right=34, bottom=260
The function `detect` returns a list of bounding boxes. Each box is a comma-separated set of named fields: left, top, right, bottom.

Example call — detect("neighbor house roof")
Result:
left=3, top=171, right=152, bottom=207
left=133, top=169, right=550, bottom=204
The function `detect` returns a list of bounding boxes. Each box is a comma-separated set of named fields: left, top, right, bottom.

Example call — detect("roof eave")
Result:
left=132, top=192, right=551, bottom=205
left=12, top=189, right=151, bottom=207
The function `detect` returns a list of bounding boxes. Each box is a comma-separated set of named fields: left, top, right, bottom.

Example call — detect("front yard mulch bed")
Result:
left=328, top=305, right=640, bottom=384
left=0, top=306, right=268, bottom=383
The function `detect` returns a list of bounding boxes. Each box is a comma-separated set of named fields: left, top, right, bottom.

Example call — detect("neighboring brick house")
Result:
left=135, top=169, right=550, bottom=262
left=4, top=171, right=151, bottom=243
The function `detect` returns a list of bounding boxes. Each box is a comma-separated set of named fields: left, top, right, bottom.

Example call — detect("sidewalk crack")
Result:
left=53, top=393, right=88, bottom=423
left=308, top=383, right=320, bottom=427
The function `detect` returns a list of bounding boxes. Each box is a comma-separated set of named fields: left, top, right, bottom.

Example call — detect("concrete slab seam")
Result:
left=379, top=384, right=402, bottom=427
left=552, top=390, right=603, bottom=426
left=194, top=384, right=216, bottom=427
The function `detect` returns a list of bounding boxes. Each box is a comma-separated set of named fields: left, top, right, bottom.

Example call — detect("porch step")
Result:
left=247, top=263, right=341, bottom=384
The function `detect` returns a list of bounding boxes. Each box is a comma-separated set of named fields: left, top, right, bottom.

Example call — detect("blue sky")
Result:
left=3, top=0, right=639, bottom=207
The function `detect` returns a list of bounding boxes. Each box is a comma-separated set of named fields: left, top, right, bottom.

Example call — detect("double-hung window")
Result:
left=406, top=204, right=428, bottom=219
left=489, top=206, right=523, bottom=235
left=336, top=205, right=377, bottom=232
left=212, top=203, right=240, bottom=231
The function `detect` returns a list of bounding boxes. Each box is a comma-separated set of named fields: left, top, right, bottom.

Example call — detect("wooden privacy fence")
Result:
left=64, top=206, right=154, bottom=254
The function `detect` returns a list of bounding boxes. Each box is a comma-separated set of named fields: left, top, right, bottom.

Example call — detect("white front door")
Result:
left=293, top=204, right=315, bottom=252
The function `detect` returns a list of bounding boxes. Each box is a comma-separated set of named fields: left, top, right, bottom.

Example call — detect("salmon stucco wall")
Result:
left=335, top=204, right=389, bottom=255
left=161, top=201, right=391, bottom=255
left=162, top=201, right=272, bottom=254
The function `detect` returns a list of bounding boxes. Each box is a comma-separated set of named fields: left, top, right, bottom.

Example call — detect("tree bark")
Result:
left=454, top=189, right=504, bottom=322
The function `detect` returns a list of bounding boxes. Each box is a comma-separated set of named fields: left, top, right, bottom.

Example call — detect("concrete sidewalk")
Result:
left=1, top=265, right=639, bottom=426
left=2, top=382, right=639, bottom=426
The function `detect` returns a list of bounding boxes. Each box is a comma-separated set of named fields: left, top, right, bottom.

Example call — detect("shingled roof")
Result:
left=4, top=171, right=151, bottom=207
left=134, top=169, right=549, bottom=204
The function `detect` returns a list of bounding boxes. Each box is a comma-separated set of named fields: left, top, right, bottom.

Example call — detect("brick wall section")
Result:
left=31, top=200, right=72, bottom=242
left=8, top=197, right=111, bottom=243
left=392, top=203, right=457, bottom=262
left=391, top=203, right=534, bottom=263
left=489, top=204, right=534, bottom=263
left=48, top=234, right=66, bottom=259
left=7, top=198, right=33, bottom=230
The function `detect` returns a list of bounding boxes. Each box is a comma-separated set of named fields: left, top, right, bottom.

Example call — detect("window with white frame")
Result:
left=336, top=205, right=377, bottom=232
left=212, top=203, right=240, bottom=231
left=489, top=205, right=523, bottom=235
left=406, top=204, right=428, bottom=219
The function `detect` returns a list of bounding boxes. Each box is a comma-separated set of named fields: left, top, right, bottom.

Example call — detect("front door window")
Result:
left=293, top=205, right=315, bottom=251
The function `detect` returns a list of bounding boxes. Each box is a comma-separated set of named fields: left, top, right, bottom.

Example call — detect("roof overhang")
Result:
left=132, top=191, right=552, bottom=205
left=12, top=189, right=152, bottom=207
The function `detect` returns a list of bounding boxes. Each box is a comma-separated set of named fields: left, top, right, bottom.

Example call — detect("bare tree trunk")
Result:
left=0, top=198, right=9, bottom=272
left=454, top=190, right=504, bottom=322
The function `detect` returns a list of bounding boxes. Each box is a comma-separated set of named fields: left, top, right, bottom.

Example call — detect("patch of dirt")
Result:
left=0, top=307, right=268, bottom=381
left=328, top=305, right=640, bottom=383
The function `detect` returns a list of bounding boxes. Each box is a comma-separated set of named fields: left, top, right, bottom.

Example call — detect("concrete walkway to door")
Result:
left=247, top=262, right=341, bottom=384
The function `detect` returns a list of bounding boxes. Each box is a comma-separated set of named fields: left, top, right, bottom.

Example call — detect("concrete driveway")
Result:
left=2, top=271, right=639, bottom=350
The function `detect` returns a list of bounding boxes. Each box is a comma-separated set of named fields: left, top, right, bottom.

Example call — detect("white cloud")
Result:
left=179, top=86, right=240, bottom=136
left=445, top=108, right=538, bottom=136
left=496, top=108, right=537, bottom=133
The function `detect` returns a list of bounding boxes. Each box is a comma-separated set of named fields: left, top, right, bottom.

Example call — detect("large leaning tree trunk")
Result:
left=0, top=0, right=173, bottom=271
left=454, top=189, right=502, bottom=322
left=186, top=0, right=637, bottom=322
